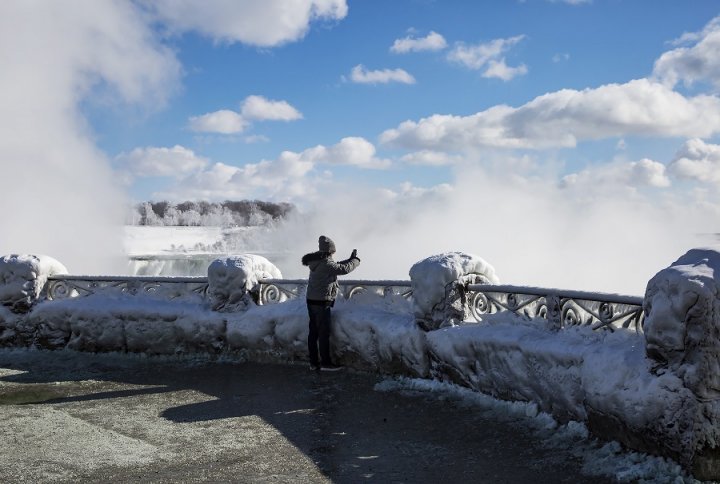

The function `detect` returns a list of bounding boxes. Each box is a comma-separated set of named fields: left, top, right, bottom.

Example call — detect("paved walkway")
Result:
left=0, top=349, right=614, bottom=483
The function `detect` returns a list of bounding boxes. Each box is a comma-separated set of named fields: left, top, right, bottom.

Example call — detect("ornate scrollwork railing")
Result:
left=45, top=275, right=209, bottom=303
left=257, top=279, right=412, bottom=305
left=465, top=283, right=644, bottom=333
left=43, top=275, right=643, bottom=333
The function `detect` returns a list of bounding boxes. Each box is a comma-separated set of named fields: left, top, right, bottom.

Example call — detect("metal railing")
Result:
left=257, top=279, right=412, bottom=305
left=45, top=275, right=210, bottom=302
left=44, top=275, right=644, bottom=332
left=465, top=284, right=644, bottom=333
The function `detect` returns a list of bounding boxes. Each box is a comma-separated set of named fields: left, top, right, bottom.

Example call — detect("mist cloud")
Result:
left=272, top=164, right=703, bottom=296
left=0, top=1, right=180, bottom=273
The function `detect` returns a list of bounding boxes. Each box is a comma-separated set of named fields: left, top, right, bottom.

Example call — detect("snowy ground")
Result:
left=0, top=349, right=696, bottom=483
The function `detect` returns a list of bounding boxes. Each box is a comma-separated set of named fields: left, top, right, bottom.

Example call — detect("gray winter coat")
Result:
left=302, top=251, right=360, bottom=301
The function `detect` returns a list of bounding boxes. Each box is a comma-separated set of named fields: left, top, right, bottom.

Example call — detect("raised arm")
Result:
left=328, top=251, right=361, bottom=276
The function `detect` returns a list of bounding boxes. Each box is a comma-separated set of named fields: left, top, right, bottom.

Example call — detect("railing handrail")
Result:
left=259, top=278, right=412, bottom=287
left=46, top=276, right=641, bottom=304
left=48, top=274, right=208, bottom=283
left=466, top=283, right=643, bottom=306
left=47, top=275, right=413, bottom=287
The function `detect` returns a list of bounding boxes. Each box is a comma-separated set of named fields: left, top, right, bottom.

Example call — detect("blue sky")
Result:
left=63, top=0, right=720, bottom=205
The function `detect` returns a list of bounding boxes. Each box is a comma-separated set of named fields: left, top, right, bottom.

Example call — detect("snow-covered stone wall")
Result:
left=410, top=252, right=499, bottom=330
left=2, top=250, right=720, bottom=478
left=0, top=254, right=67, bottom=313
left=208, top=254, right=282, bottom=311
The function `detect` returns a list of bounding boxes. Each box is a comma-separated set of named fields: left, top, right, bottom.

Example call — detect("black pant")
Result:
left=307, top=301, right=333, bottom=366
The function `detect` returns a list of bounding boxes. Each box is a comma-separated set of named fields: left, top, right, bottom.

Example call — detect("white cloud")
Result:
left=157, top=137, right=389, bottom=201
left=552, top=53, right=570, bottom=63
left=350, top=64, right=415, bottom=84
left=189, top=95, right=302, bottom=134
left=653, top=16, right=720, bottom=90
left=561, top=158, right=671, bottom=191
left=399, top=150, right=462, bottom=166
left=300, top=137, right=391, bottom=169
left=188, top=110, right=248, bottom=134
left=244, top=134, right=270, bottom=144
left=240, top=95, right=303, bottom=121
left=482, top=59, right=528, bottom=81
left=447, top=35, right=527, bottom=80
left=379, top=182, right=453, bottom=201
left=144, top=0, right=348, bottom=47
left=390, top=31, right=447, bottom=53
left=0, top=1, right=182, bottom=272
left=116, top=145, right=209, bottom=178
left=380, top=79, right=720, bottom=151
left=349, top=65, right=416, bottom=85
left=287, top=137, right=390, bottom=169
left=668, top=138, right=720, bottom=185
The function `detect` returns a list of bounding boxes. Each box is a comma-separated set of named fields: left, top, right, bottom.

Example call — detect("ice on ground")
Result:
left=375, top=376, right=694, bottom=484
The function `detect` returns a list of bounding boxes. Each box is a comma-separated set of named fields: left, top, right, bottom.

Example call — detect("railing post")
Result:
left=546, top=294, right=562, bottom=330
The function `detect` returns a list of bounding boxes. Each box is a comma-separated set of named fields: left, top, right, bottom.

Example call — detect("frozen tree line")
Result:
left=127, top=200, right=294, bottom=227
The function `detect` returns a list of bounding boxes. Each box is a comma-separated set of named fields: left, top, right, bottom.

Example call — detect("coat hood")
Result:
left=302, top=251, right=328, bottom=267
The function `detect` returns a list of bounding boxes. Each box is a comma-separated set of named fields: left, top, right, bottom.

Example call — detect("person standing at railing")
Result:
left=301, top=235, right=361, bottom=372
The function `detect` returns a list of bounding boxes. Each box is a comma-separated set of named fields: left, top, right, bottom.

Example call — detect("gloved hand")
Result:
left=351, top=249, right=359, bottom=260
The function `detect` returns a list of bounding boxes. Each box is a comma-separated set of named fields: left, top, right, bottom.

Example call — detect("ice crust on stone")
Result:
left=0, top=254, right=67, bottom=312
left=207, top=254, right=282, bottom=311
left=640, top=248, right=720, bottom=470
left=409, top=252, right=499, bottom=327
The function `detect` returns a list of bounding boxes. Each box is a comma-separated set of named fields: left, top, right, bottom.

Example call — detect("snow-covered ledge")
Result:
left=410, top=252, right=499, bottom=330
left=0, top=254, right=67, bottom=313
left=2, top=250, right=720, bottom=479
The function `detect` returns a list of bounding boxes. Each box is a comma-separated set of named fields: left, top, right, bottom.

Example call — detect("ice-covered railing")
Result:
left=465, top=283, right=644, bottom=333
left=43, top=275, right=644, bottom=332
left=45, top=274, right=210, bottom=303
left=43, top=275, right=413, bottom=306
left=257, top=278, right=412, bottom=304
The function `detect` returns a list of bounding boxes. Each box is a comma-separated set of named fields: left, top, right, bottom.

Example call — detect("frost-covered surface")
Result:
left=409, top=252, right=499, bottom=329
left=376, top=377, right=694, bottom=483
left=425, top=312, right=707, bottom=470
left=2, top=249, right=720, bottom=478
left=208, top=254, right=282, bottom=312
left=644, top=248, right=720, bottom=399
left=639, top=248, right=720, bottom=475
left=0, top=254, right=67, bottom=312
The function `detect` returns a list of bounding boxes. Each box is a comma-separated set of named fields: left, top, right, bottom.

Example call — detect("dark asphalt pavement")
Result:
left=0, top=349, right=616, bottom=483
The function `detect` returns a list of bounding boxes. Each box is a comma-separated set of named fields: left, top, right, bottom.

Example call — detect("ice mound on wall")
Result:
left=410, top=252, right=499, bottom=330
left=225, top=291, right=427, bottom=375
left=208, top=254, right=282, bottom=312
left=644, top=248, right=720, bottom=399
left=637, top=248, right=720, bottom=475
left=0, top=254, right=67, bottom=313
left=27, top=297, right=226, bottom=354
